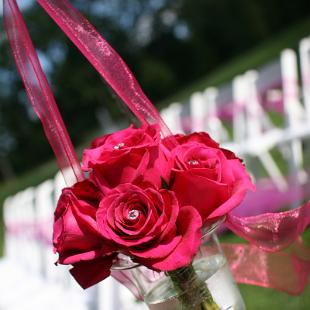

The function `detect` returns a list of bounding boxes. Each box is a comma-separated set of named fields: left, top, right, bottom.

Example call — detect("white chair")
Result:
left=281, top=49, right=305, bottom=177
left=190, top=91, right=208, bottom=133
left=237, top=50, right=308, bottom=192
left=54, top=170, right=67, bottom=201
left=189, top=89, right=229, bottom=142
left=160, top=102, right=184, bottom=134
left=299, top=37, right=310, bottom=121
left=35, top=179, right=58, bottom=280
left=240, top=70, right=288, bottom=191
left=0, top=189, right=47, bottom=310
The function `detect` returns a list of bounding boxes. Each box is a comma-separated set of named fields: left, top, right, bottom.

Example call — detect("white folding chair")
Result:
left=241, top=70, right=288, bottom=191
left=213, top=82, right=237, bottom=144
left=189, top=89, right=229, bottom=142
left=299, top=37, right=310, bottom=121
left=241, top=49, right=308, bottom=194
left=54, top=170, right=67, bottom=201
left=35, top=179, right=58, bottom=280
left=190, top=91, right=207, bottom=132
left=160, top=102, right=184, bottom=134
left=281, top=49, right=305, bottom=179
left=3, top=196, right=17, bottom=261
left=0, top=188, right=48, bottom=310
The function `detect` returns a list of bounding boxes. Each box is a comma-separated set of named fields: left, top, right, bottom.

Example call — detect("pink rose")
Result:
left=167, top=132, right=255, bottom=222
left=82, top=124, right=172, bottom=191
left=96, top=184, right=202, bottom=271
left=53, top=179, right=116, bottom=288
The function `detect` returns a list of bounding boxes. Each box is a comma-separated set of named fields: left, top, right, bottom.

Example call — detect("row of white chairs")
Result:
left=160, top=37, right=310, bottom=194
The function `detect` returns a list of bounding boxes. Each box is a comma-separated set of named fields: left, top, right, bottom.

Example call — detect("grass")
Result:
left=240, top=283, right=310, bottom=310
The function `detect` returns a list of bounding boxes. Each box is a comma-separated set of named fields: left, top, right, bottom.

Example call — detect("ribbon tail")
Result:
left=226, top=201, right=310, bottom=252
left=223, top=240, right=310, bottom=295
left=224, top=201, right=310, bottom=294
left=3, top=0, right=84, bottom=185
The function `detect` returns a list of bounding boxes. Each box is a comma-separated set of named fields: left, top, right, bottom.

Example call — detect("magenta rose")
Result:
left=167, top=132, right=255, bottom=222
left=96, top=183, right=202, bottom=271
left=53, top=179, right=116, bottom=288
left=82, top=124, right=172, bottom=191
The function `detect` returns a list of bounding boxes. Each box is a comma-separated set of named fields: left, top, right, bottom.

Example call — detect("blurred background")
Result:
left=0, top=0, right=309, bottom=309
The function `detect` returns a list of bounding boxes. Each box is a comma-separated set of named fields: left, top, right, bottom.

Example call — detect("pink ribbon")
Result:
left=35, top=0, right=172, bottom=139
left=3, top=0, right=83, bottom=186
left=223, top=239, right=310, bottom=296
left=4, top=0, right=310, bottom=295
left=227, top=201, right=310, bottom=252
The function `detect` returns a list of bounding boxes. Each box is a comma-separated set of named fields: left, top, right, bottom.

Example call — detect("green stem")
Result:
left=167, top=263, right=220, bottom=310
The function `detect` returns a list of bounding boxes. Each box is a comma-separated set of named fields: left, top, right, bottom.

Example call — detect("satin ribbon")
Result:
left=3, top=0, right=83, bottom=186
left=35, top=0, right=173, bottom=139
left=3, top=0, right=310, bottom=295
left=223, top=239, right=310, bottom=296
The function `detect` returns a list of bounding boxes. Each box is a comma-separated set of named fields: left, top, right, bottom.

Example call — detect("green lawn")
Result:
left=240, top=283, right=309, bottom=310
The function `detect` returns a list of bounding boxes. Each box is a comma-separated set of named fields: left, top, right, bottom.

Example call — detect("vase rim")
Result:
left=201, top=216, right=226, bottom=238
left=111, top=216, right=226, bottom=271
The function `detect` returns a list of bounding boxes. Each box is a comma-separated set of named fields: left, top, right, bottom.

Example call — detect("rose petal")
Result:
left=169, top=132, right=219, bottom=149
left=149, top=206, right=202, bottom=271
left=207, top=160, right=255, bottom=219
left=70, top=255, right=115, bottom=289
left=53, top=181, right=113, bottom=265
left=172, top=170, right=230, bottom=222
left=130, top=235, right=182, bottom=259
left=60, top=248, right=111, bottom=265
left=54, top=196, right=101, bottom=253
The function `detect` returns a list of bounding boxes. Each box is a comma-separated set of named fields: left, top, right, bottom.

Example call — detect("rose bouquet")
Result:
left=4, top=1, right=310, bottom=309
left=53, top=124, right=254, bottom=309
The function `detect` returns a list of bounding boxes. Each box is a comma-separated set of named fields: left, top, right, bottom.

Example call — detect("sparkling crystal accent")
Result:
left=188, top=159, right=199, bottom=165
left=128, top=209, right=139, bottom=220
left=114, top=142, right=125, bottom=150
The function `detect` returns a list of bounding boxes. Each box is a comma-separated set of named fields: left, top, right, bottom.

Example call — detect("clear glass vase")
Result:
left=114, top=220, right=246, bottom=310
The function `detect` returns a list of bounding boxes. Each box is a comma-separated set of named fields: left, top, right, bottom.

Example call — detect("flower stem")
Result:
left=167, top=263, right=220, bottom=310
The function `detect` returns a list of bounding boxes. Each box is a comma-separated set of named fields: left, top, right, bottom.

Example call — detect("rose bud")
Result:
left=82, top=124, right=172, bottom=191
left=166, top=132, right=255, bottom=222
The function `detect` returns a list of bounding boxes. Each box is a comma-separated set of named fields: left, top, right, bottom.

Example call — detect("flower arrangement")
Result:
left=53, top=124, right=254, bottom=309
left=4, top=1, right=310, bottom=309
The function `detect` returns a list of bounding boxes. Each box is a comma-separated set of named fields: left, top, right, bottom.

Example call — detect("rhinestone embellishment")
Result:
left=188, top=159, right=199, bottom=165
left=114, top=142, right=125, bottom=150
left=128, top=209, right=139, bottom=220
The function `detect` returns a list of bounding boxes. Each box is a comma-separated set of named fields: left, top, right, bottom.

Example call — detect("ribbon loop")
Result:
left=36, top=0, right=172, bottom=138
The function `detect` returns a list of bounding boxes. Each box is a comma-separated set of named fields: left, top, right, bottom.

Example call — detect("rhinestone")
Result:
left=188, top=159, right=199, bottom=165
left=114, top=142, right=125, bottom=150
left=128, top=209, right=139, bottom=220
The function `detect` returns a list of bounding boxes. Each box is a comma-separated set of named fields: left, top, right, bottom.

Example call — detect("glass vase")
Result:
left=114, top=220, right=246, bottom=310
